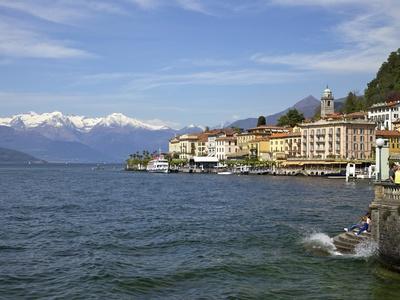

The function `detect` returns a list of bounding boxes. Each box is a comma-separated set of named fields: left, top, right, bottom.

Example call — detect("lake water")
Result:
left=1, top=164, right=400, bottom=299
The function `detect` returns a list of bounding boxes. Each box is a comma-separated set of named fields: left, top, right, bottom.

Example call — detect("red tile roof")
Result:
left=376, top=130, right=400, bottom=137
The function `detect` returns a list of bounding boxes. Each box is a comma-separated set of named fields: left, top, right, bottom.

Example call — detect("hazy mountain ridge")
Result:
left=0, top=147, right=45, bottom=164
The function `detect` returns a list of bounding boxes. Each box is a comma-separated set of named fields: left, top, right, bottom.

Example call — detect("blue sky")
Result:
left=0, top=0, right=399, bottom=128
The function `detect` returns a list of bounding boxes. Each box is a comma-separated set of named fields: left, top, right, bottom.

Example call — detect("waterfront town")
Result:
left=149, top=87, right=400, bottom=175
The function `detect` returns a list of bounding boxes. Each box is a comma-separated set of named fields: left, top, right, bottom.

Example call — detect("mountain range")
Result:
left=229, top=95, right=346, bottom=129
left=0, top=112, right=203, bottom=163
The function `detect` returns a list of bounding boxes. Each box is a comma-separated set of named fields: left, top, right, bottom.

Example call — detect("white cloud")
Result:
left=178, top=58, right=233, bottom=67
left=128, top=0, right=159, bottom=10
left=124, top=69, right=302, bottom=90
left=268, top=0, right=365, bottom=7
left=175, top=0, right=208, bottom=14
left=0, top=0, right=125, bottom=24
left=0, top=20, right=93, bottom=59
left=251, top=49, right=385, bottom=73
left=145, top=118, right=181, bottom=129
left=252, top=0, right=400, bottom=74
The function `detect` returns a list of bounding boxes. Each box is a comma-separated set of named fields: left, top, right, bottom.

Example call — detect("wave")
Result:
left=302, top=232, right=340, bottom=256
left=302, top=232, right=378, bottom=258
left=353, top=239, right=379, bottom=258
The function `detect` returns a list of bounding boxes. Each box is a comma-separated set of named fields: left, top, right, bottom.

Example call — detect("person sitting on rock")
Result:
left=344, top=213, right=371, bottom=236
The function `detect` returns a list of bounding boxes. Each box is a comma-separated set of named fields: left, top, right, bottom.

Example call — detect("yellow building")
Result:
left=248, top=138, right=271, bottom=161
left=269, top=133, right=287, bottom=160
left=168, top=136, right=181, bottom=155
left=286, top=132, right=302, bottom=158
left=376, top=130, right=400, bottom=157
left=170, top=134, right=199, bottom=160
left=237, top=133, right=256, bottom=151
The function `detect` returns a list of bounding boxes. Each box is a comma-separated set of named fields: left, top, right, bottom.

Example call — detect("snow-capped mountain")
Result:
left=0, top=111, right=203, bottom=162
left=0, top=111, right=170, bottom=132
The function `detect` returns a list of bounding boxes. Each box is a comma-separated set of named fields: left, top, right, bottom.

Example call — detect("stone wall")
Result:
left=370, top=183, right=400, bottom=271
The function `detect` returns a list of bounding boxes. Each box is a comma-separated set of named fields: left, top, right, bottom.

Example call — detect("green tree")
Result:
left=257, top=115, right=266, bottom=127
left=365, top=48, right=400, bottom=106
left=341, top=91, right=367, bottom=113
left=277, top=109, right=305, bottom=127
left=343, top=92, right=357, bottom=113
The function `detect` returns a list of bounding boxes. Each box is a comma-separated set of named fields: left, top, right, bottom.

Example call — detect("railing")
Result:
left=375, top=183, right=400, bottom=201
left=383, top=184, right=400, bottom=200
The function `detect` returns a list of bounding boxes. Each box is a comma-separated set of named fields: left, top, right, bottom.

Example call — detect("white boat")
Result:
left=146, top=155, right=169, bottom=173
left=217, top=171, right=233, bottom=175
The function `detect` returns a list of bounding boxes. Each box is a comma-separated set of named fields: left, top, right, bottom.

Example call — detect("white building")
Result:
left=206, top=134, right=218, bottom=157
left=215, top=136, right=238, bottom=160
left=368, top=100, right=400, bottom=130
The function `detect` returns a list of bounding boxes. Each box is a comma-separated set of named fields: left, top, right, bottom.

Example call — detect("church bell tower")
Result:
left=321, top=86, right=334, bottom=118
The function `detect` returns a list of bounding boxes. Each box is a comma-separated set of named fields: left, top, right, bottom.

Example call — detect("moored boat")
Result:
left=217, top=171, right=233, bottom=175
left=146, top=155, right=169, bottom=173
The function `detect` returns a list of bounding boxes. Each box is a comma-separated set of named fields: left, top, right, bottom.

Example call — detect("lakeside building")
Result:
left=168, top=128, right=236, bottom=160
left=247, top=138, right=271, bottom=161
left=196, top=133, right=208, bottom=157
left=268, top=129, right=302, bottom=160
left=299, top=117, right=375, bottom=160
left=299, top=87, right=376, bottom=160
left=368, top=100, right=400, bottom=130
left=269, top=133, right=287, bottom=160
left=286, top=131, right=302, bottom=158
left=175, top=133, right=200, bottom=159
left=168, top=87, right=379, bottom=167
left=376, top=130, right=400, bottom=160
left=247, top=125, right=289, bottom=135
left=216, top=136, right=238, bottom=160
left=169, top=136, right=180, bottom=154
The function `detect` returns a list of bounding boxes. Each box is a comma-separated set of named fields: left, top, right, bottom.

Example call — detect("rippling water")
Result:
left=1, top=164, right=400, bottom=299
